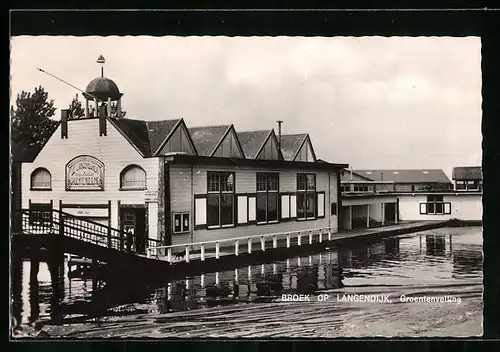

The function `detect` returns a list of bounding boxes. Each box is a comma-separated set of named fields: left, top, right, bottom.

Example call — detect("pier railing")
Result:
left=13, top=209, right=161, bottom=254
left=146, top=227, right=334, bottom=263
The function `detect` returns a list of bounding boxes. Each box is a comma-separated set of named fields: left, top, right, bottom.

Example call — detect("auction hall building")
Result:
left=20, top=72, right=347, bottom=252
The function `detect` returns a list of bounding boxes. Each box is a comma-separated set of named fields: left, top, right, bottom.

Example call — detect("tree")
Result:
left=68, top=93, right=85, bottom=119
left=11, top=85, right=58, bottom=160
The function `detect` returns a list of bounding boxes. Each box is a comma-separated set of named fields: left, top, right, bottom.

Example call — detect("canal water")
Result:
left=10, top=226, right=483, bottom=338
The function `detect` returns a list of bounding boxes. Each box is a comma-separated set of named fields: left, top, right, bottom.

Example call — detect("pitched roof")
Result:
left=280, top=134, right=307, bottom=161
left=188, top=125, right=230, bottom=156
left=237, top=130, right=272, bottom=159
left=109, top=118, right=151, bottom=156
left=146, top=119, right=181, bottom=155
left=352, top=169, right=451, bottom=183
left=340, top=169, right=374, bottom=182
left=109, top=118, right=181, bottom=157
left=452, top=166, right=482, bottom=180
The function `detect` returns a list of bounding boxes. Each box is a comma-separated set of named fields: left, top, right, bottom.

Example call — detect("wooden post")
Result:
left=167, top=248, right=172, bottom=263
left=185, top=246, right=190, bottom=263
left=366, top=204, right=370, bottom=228
left=235, top=239, right=239, bottom=256
left=394, top=201, right=398, bottom=224
left=328, top=229, right=332, bottom=241
left=216, top=242, right=220, bottom=259
left=260, top=236, right=265, bottom=251
left=381, top=202, right=385, bottom=225
left=298, top=233, right=302, bottom=246
left=319, top=231, right=322, bottom=243
left=85, top=99, right=89, bottom=118
left=297, top=257, right=301, bottom=266
left=201, top=244, right=205, bottom=261
left=247, top=238, right=252, bottom=253
left=349, top=206, right=353, bottom=230
left=286, top=233, right=291, bottom=248
left=309, top=231, right=313, bottom=244
left=273, top=235, right=277, bottom=248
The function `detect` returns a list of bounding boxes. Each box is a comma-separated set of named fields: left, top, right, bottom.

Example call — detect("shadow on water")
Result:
left=10, top=227, right=483, bottom=337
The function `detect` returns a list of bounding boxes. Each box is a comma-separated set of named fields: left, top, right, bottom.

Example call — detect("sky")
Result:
left=10, top=36, right=482, bottom=178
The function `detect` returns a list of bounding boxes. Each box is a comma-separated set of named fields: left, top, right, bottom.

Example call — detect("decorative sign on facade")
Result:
left=63, top=208, right=109, bottom=218
left=66, top=155, right=105, bottom=191
left=145, top=190, right=158, bottom=202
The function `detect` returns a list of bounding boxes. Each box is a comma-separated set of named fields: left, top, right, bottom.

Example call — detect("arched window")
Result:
left=31, top=168, right=51, bottom=190
left=120, top=165, right=146, bottom=190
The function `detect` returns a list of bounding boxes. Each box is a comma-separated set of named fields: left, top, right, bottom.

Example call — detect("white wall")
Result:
left=170, top=165, right=339, bottom=245
left=398, top=194, right=482, bottom=221
left=21, top=119, right=159, bottom=236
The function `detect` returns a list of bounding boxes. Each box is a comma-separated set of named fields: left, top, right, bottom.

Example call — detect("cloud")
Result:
left=9, top=36, right=482, bottom=175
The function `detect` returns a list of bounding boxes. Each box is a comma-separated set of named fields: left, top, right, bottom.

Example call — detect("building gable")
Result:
left=212, top=125, right=245, bottom=158
left=156, top=119, right=197, bottom=156
left=293, top=135, right=317, bottom=162
left=256, top=130, right=283, bottom=160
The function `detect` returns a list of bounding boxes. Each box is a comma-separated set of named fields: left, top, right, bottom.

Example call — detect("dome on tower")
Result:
left=84, top=77, right=123, bottom=101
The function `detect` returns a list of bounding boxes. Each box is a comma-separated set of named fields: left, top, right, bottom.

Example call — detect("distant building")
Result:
left=338, top=167, right=481, bottom=227
left=341, top=169, right=453, bottom=194
left=452, top=166, right=482, bottom=192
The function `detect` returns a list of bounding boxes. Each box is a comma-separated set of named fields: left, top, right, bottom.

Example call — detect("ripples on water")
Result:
left=11, top=227, right=483, bottom=338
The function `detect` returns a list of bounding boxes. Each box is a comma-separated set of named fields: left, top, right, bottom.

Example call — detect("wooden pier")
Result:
left=147, top=220, right=450, bottom=266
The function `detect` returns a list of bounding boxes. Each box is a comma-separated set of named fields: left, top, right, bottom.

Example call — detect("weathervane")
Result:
left=97, top=55, right=106, bottom=77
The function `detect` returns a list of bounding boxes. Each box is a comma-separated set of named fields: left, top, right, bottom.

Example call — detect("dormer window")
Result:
left=30, top=168, right=51, bottom=190
left=120, top=165, right=146, bottom=190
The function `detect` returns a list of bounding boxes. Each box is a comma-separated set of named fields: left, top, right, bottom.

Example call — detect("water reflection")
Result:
left=11, top=227, right=483, bottom=336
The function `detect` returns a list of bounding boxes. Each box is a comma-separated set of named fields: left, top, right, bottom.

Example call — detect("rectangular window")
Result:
left=173, top=212, right=190, bottom=234
left=331, top=202, right=337, bottom=216
left=456, top=180, right=466, bottom=190
left=256, top=173, right=279, bottom=224
left=297, top=173, right=316, bottom=220
left=206, top=172, right=235, bottom=228
left=29, top=203, right=52, bottom=225
left=426, top=195, right=445, bottom=215
left=467, top=180, right=479, bottom=191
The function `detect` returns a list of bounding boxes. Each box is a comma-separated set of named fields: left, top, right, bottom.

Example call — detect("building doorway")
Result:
left=384, top=203, right=396, bottom=223
left=119, top=207, right=146, bottom=254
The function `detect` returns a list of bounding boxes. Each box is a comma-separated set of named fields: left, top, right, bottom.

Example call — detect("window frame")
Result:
left=30, top=167, right=52, bottom=191
left=466, top=180, right=479, bottom=191
left=206, top=171, right=236, bottom=229
left=456, top=180, right=466, bottom=190
left=173, top=212, right=190, bottom=234
left=256, top=172, right=280, bottom=225
left=419, top=195, right=450, bottom=215
left=296, top=173, right=317, bottom=221
left=29, top=203, right=52, bottom=225
left=119, top=165, right=147, bottom=191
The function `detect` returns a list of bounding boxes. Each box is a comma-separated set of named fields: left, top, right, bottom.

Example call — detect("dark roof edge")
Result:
left=165, top=153, right=348, bottom=171
left=106, top=117, right=146, bottom=157
left=342, top=169, right=374, bottom=181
